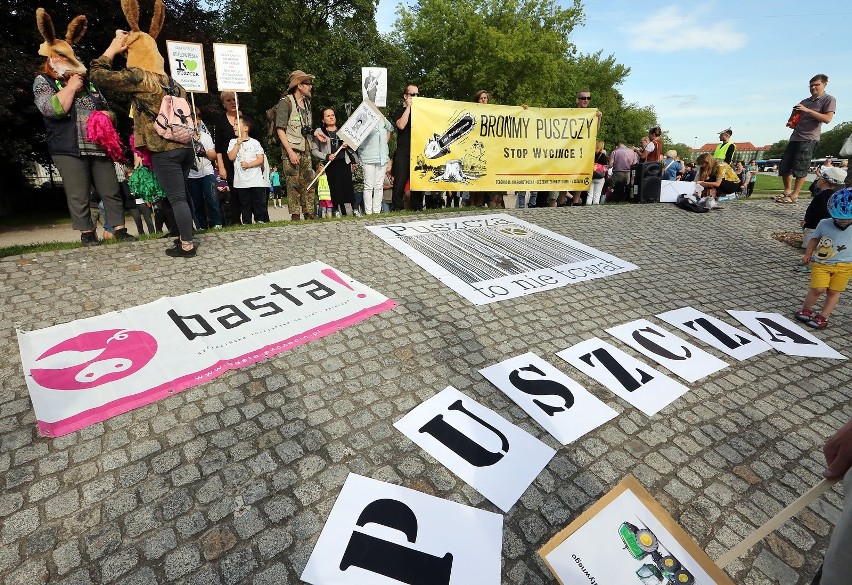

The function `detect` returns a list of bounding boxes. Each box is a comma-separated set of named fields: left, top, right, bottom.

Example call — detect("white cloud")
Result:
left=623, top=6, right=747, bottom=53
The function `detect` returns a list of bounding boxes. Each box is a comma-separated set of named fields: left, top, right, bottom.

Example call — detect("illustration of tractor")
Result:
left=618, top=522, right=695, bottom=585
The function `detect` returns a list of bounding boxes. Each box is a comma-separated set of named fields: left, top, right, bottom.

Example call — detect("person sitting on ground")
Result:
left=661, top=150, right=683, bottom=181
left=696, top=153, right=740, bottom=199
left=681, top=162, right=697, bottom=182
left=734, top=161, right=749, bottom=197
left=795, top=188, right=852, bottom=329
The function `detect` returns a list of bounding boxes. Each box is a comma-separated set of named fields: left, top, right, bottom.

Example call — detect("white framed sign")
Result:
left=166, top=40, right=207, bottom=93
left=656, top=306, right=771, bottom=361
left=394, top=386, right=555, bottom=512
left=361, top=67, right=387, bottom=107
left=605, top=319, right=729, bottom=383
left=338, top=101, right=383, bottom=150
left=540, top=475, right=735, bottom=585
left=302, top=473, right=503, bottom=585
left=727, top=310, right=846, bottom=359
left=556, top=338, right=689, bottom=417
left=479, top=352, right=617, bottom=445
left=212, top=43, right=251, bottom=92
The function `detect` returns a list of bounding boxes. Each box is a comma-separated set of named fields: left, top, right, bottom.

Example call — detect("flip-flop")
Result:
left=776, top=196, right=796, bottom=204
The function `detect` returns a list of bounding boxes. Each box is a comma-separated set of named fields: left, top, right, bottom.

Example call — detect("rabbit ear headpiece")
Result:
left=121, top=0, right=166, bottom=76
left=36, top=8, right=88, bottom=76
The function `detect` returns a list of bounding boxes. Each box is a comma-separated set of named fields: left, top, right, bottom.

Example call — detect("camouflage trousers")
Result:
left=283, top=148, right=315, bottom=217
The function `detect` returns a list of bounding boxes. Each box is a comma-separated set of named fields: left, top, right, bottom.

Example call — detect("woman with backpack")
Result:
left=90, top=7, right=197, bottom=258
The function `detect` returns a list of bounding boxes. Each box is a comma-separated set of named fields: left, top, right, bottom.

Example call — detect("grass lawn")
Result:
left=751, top=173, right=811, bottom=199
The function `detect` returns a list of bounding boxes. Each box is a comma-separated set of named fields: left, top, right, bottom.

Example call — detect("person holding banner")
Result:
left=90, top=23, right=196, bottom=257
left=311, top=108, right=359, bottom=217
left=813, top=416, right=852, bottom=585
left=356, top=112, right=394, bottom=214
left=275, top=70, right=317, bottom=221
left=214, top=91, right=261, bottom=225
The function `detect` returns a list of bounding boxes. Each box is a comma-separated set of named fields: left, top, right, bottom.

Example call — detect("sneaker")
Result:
left=113, top=228, right=136, bottom=242
left=333, top=210, right=341, bottom=218
left=80, top=232, right=100, bottom=247
left=794, top=308, right=814, bottom=322
left=353, top=210, right=361, bottom=217
left=212, top=225, right=223, bottom=229
left=806, top=313, right=829, bottom=329
left=165, top=245, right=196, bottom=258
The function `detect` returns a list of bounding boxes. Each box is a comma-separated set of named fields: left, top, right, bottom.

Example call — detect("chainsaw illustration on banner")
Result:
left=424, top=113, right=475, bottom=159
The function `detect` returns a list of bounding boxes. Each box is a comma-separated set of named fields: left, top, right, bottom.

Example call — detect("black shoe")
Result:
left=165, top=245, right=196, bottom=258
left=160, top=231, right=177, bottom=239
left=80, top=232, right=100, bottom=246
left=113, top=228, right=136, bottom=242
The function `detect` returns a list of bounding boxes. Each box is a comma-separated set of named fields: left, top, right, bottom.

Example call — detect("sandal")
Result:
left=776, top=196, right=797, bottom=204
left=795, top=308, right=814, bottom=322
left=806, top=313, right=828, bottom=329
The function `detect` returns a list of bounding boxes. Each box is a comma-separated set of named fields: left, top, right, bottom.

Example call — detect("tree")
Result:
left=814, top=121, right=851, bottom=158
left=765, top=139, right=789, bottom=159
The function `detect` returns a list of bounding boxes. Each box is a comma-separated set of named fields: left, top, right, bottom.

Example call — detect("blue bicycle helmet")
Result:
left=828, top=188, right=852, bottom=220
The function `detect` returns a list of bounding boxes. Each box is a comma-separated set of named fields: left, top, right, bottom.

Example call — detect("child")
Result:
left=227, top=118, right=270, bottom=224
left=316, top=163, right=333, bottom=218
left=796, top=188, right=852, bottom=329
left=801, top=167, right=847, bottom=249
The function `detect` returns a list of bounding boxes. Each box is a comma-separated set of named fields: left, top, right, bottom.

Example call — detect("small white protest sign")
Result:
left=479, top=352, right=617, bottom=445
left=166, top=41, right=207, bottom=93
left=212, top=43, right=251, bottom=92
left=302, top=473, right=503, bottom=585
left=556, top=338, right=689, bottom=417
left=361, top=67, right=387, bottom=107
left=657, top=306, right=771, bottom=361
left=727, top=310, right=846, bottom=359
left=605, top=319, right=729, bottom=383
left=394, top=386, right=555, bottom=512
left=338, top=101, right=383, bottom=151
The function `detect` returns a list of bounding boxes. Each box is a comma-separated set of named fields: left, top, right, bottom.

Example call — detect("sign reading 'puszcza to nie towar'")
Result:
left=16, top=262, right=396, bottom=437
left=410, top=97, right=598, bottom=191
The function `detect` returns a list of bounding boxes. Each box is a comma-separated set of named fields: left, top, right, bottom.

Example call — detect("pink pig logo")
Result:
left=30, top=329, right=157, bottom=390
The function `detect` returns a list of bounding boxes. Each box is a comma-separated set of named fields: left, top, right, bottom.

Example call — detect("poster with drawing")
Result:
left=338, top=101, right=383, bottom=151
left=540, top=475, right=735, bottom=585
left=361, top=67, right=387, bottom=107
left=367, top=214, right=638, bottom=305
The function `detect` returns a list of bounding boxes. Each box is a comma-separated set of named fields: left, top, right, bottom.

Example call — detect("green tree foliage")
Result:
left=765, top=139, right=789, bottom=159
left=814, top=121, right=851, bottom=158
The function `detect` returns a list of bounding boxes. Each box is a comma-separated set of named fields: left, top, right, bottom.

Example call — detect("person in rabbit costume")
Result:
left=33, top=8, right=133, bottom=246
left=90, top=0, right=197, bottom=257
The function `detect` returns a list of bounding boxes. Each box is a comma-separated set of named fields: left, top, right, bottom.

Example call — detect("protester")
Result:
left=316, top=162, right=333, bottom=218
left=33, top=9, right=133, bottom=247
left=588, top=140, right=608, bottom=205
left=795, top=188, right=852, bottom=329
left=312, top=108, right=358, bottom=217
left=187, top=109, right=221, bottom=229
left=734, top=161, right=749, bottom=197
left=747, top=159, right=758, bottom=197
left=391, top=84, right=424, bottom=211
left=682, top=162, right=697, bottom=183
left=270, top=166, right=283, bottom=208
left=778, top=74, right=836, bottom=204
left=228, top=117, right=269, bottom=224
left=569, top=90, right=603, bottom=206
left=695, top=153, right=740, bottom=199
left=609, top=140, right=638, bottom=202
left=90, top=12, right=195, bottom=257
left=661, top=150, right=683, bottom=181
left=275, top=70, right=316, bottom=221
left=801, top=167, right=847, bottom=252
left=713, top=128, right=736, bottom=163
left=356, top=110, right=393, bottom=215
left=214, top=91, right=260, bottom=224
left=637, top=126, right=663, bottom=162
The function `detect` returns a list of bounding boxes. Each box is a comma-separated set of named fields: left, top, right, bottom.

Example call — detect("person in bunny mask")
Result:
left=90, top=0, right=197, bottom=257
left=33, top=8, right=133, bottom=246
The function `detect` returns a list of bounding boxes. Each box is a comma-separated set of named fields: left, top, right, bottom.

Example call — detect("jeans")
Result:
left=516, top=191, right=538, bottom=208
left=587, top=178, right=605, bottom=205
left=187, top=174, right=222, bottom=228
left=151, top=148, right=195, bottom=243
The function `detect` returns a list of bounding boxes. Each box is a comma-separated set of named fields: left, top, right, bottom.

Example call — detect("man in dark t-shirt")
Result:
left=391, top=84, right=421, bottom=211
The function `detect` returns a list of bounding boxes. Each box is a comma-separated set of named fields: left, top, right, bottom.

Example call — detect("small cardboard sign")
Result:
left=361, top=67, right=387, bottom=107
left=212, top=43, right=251, bottom=92
left=166, top=40, right=207, bottom=93
left=337, top=101, right=383, bottom=151
left=539, top=475, right=735, bottom=585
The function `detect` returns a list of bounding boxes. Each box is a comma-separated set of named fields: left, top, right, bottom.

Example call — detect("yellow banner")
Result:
left=410, top=97, right=598, bottom=192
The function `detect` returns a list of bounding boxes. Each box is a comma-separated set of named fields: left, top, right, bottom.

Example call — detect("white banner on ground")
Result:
left=479, top=352, right=617, bottom=445
left=556, top=338, right=689, bottom=416
left=605, top=319, right=729, bottom=383
left=727, top=310, right=846, bottom=359
left=17, top=262, right=395, bottom=437
left=394, top=386, right=555, bottom=512
left=212, top=43, right=251, bottom=92
left=660, top=180, right=696, bottom=203
left=367, top=214, right=638, bottom=305
left=361, top=67, right=387, bottom=107
left=302, top=473, right=503, bottom=585
left=657, top=306, right=771, bottom=361
left=166, top=40, right=207, bottom=93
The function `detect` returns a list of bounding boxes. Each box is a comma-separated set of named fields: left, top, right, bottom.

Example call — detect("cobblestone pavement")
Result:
left=1, top=199, right=849, bottom=585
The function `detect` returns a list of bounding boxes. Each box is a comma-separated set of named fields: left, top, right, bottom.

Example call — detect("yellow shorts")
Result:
left=810, top=262, right=852, bottom=292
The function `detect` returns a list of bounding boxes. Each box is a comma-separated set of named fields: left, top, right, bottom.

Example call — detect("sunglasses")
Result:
left=578, top=96, right=591, bottom=100
left=407, top=92, right=419, bottom=97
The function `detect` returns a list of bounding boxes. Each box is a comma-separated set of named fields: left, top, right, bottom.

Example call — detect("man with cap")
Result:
left=275, top=70, right=316, bottom=220
left=713, top=128, right=736, bottom=163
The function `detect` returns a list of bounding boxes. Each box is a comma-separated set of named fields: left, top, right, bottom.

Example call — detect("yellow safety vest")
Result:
left=713, top=142, right=735, bottom=161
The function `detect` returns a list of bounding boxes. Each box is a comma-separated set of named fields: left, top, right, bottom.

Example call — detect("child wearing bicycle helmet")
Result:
left=796, top=187, right=852, bottom=329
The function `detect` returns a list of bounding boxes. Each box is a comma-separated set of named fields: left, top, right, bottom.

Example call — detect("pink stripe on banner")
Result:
left=37, top=299, right=397, bottom=437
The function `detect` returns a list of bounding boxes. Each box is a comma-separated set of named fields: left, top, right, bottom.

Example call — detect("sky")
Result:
left=374, top=0, right=852, bottom=151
